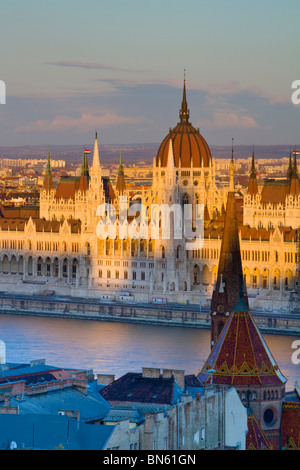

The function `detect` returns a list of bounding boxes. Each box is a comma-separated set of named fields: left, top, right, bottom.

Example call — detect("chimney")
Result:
left=162, top=369, right=173, bottom=379
left=142, top=368, right=160, bottom=379
left=172, top=370, right=185, bottom=390
left=30, top=359, right=46, bottom=367
left=97, top=374, right=115, bottom=385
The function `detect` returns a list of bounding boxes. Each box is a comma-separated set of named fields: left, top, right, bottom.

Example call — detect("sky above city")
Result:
left=0, top=0, right=299, bottom=148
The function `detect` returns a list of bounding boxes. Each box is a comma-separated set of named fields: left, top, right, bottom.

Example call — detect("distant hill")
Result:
left=0, top=144, right=297, bottom=165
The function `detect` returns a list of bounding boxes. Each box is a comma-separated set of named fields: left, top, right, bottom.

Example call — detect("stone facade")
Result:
left=0, top=84, right=298, bottom=310
left=103, top=384, right=247, bottom=451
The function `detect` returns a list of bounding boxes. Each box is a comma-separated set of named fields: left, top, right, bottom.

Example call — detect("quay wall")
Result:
left=0, top=293, right=299, bottom=336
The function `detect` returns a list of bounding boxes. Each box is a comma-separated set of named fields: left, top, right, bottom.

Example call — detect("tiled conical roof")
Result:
left=246, top=412, right=273, bottom=450
left=197, top=294, right=287, bottom=386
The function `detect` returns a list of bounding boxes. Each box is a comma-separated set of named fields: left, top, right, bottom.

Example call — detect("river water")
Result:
left=0, top=314, right=299, bottom=391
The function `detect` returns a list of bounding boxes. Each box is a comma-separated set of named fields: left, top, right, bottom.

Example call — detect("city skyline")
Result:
left=0, top=0, right=299, bottom=147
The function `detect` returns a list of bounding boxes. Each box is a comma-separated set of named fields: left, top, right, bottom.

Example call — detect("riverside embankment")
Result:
left=0, top=292, right=299, bottom=336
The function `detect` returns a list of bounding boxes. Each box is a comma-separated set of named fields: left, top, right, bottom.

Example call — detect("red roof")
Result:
left=261, top=180, right=290, bottom=205
left=156, top=81, right=211, bottom=168
left=281, top=388, right=300, bottom=449
left=246, top=413, right=273, bottom=450
left=55, top=178, right=80, bottom=199
left=0, top=203, right=39, bottom=219
left=0, top=219, right=25, bottom=231
left=197, top=297, right=287, bottom=386
left=100, top=372, right=177, bottom=405
left=248, top=176, right=258, bottom=197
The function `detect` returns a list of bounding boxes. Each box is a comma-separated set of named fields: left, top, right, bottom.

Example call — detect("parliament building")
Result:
left=0, top=81, right=299, bottom=311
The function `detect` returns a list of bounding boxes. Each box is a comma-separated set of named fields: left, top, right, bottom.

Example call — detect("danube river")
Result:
left=0, top=314, right=299, bottom=391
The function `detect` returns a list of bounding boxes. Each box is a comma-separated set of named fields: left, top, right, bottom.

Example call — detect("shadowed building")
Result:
left=209, top=191, right=249, bottom=348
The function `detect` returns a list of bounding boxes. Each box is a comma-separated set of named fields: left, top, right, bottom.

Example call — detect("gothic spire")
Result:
left=166, top=138, right=175, bottom=169
left=287, top=147, right=293, bottom=180
left=116, top=151, right=126, bottom=195
left=292, top=148, right=299, bottom=178
left=248, top=146, right=258, bottom=196
left=290, top=148, right=300, bottom=196
left=46, top=151, right=51, bottom=176
left=250, top=145, right=256, bottom=178
left=79, top=150, right=89, bottom=192
left=81, top=150, right=89, bottom=177
left=43, top=151, right=53, bottom=192
left=92, top=131, right=100, bottom=168
left=179, top=70, right=190, bottom=123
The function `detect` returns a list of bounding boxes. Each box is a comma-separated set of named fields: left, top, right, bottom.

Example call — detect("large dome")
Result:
left=156, top=80, right=211, bottom=168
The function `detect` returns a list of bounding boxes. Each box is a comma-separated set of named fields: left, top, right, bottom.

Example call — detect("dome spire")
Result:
left=179, top=69, right=190, bottom=123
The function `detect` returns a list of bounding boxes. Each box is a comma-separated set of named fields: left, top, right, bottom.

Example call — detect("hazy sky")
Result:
left=0, top=0, right=299, bottom=148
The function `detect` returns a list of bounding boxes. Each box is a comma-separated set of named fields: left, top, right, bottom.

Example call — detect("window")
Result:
left=263, top=408, right=274, bottom=425
left=133, top=271, right=136, bottom=280
left=141, top=272, right=145, bottom=281
left=124, top=271, right=128, bottom=280
left=107, top=270, right=111, bottom=279
left=116, top=271, right=119, bottom=279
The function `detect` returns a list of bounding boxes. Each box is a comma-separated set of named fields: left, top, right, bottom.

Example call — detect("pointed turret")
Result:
left=290, top=149, right=300, bottom=196
left=247, top=146, right=258, bottom=196
left=166, top=138, right=175, bottom=169
left=89, top=131, right=103, bottom=193
left=79, top=150, right=89, bottom=192
left=287, top=148, right=293, bottom=180
left=92, top=131, right=100, bottom=168
left=43, top=152, right=53, bottom=192
left=116, top=151, right=126, bottom=195
left=209, top=189, right=248, bottom=347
